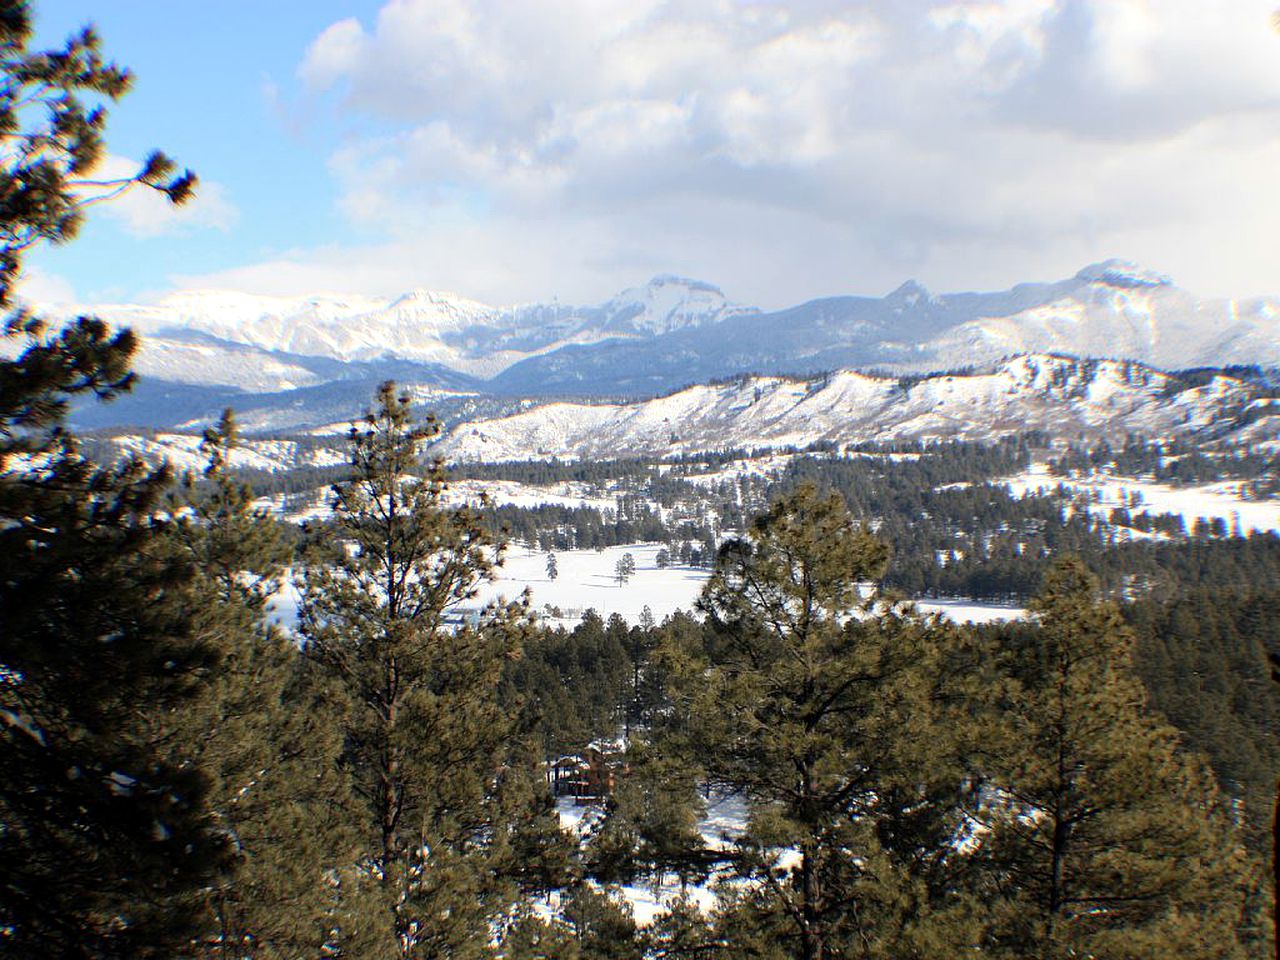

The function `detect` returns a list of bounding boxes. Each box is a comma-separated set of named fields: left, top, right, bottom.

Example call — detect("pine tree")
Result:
left=614, top=555, right=632, bottom=586
left=299, top=382, right=545, bottom=958
left=546, top=551, right=559, bottom=581
left=158, top=412, right=356, bottom=958
left=662, top=484, right=979, bottom=960
left=0, top=4, right=213, bottom=955
left=973, top=558, right=1262, bottom=959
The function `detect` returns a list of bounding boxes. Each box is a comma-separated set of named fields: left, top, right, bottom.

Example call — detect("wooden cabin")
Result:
left=548, top=739, right=629, bottom=805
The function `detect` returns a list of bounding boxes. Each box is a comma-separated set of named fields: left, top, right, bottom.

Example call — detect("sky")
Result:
left=25, top=0, right=1280, bottom=309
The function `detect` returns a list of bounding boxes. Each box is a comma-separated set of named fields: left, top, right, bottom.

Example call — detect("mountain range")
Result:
left=43, top=260, right=1280, bottom=434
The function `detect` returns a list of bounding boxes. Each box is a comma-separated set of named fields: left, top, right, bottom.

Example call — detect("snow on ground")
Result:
left=445, top=478, right=616, bottom=512
left=914, top=598, right=1024, bottom=624
left=476, top=543, right=708, bottom=623
left=673, top=453, right=800, bottom=487
left=110, top=433, right=348, bottom=472
left=269, top=546, right=1024, bottom=629
left=1005, top=462, right=1280, bottom=535
left=555, top=790, right=749, bottom=926
left=251, top=477, right=619, bottom=524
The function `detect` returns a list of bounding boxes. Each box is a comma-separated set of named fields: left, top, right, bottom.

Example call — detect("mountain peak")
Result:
left=887, top=279, right=931, bottom=305
left=598, top=275, right=748, bottom=336
left=391, top=287, right=475, bottom=307
left=1074, top=260, right=1172, bottom=289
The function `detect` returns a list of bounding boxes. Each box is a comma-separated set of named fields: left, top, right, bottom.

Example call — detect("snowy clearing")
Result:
left=269, top=546, right=1024, bottom=630
left=1005, top=462, right=1280, bottom=535
left=477, top=543, right=706, bottom=623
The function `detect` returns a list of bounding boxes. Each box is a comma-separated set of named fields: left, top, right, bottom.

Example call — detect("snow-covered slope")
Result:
left=93, top=354, right=1279, bottom=471
left=930, top=262, right=1280, bottom=373
left=489, top=260, right=1280, bottom=395
left=435, top=355, right=1277, bottom=461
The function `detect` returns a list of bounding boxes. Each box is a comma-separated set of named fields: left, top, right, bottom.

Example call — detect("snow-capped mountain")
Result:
left=55, top=275, right=749, bottom=389
left=435, top=355, right=1278, bottom=461
left=43, top=261, right=1280, bottom=432
left=488, top=261, right=1280, bottom=395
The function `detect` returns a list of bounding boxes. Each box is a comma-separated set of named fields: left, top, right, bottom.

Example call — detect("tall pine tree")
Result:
left=158, top=412, right=356, bottom=958
left=662, top=484, right=981, bottom=960
left=972, top=559, right=1263, bottom=959
left=0, top=3, right=214, bottom=955
left=299, top=382, right=553, bottom=958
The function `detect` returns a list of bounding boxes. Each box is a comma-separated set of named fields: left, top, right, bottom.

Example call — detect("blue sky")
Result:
left=26, top=1, right=1280, bottom=309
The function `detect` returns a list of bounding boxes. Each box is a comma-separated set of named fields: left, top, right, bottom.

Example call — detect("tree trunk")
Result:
left=801, top=843, right=823, bottom=960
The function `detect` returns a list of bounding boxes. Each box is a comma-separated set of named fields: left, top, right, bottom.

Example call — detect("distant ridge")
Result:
left=96, top=355, right=1280, bottom=464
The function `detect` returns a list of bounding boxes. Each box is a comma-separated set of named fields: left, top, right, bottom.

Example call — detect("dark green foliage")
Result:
left=0, top=432, right=227, bottom=956
left=503, top=609, right=632, bottom=759
left=587, top=740, right=708, bottom=890
left=561, top=885, right=643, bottom=960
left=159, top=412, right=355, bottom=958
left=0, top=3, right=213, bottom=954
left=300, top=382, right=544, bottom=957
left=971, top=560, right=1263, bottom=959
left=664, top=484, right=980, bottom=960
left=1124, top=588, right=1280, bottom=849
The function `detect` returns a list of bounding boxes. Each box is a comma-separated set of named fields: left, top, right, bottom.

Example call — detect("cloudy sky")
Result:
left=27, top=0, right=1280, bottom=308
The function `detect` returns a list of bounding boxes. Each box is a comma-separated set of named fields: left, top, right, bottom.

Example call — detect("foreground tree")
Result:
left=973, top=559, right=1264, bottom=959
left=0, top=4, right=213, bottom=955
left=300, top=383, right=548, bottom=958
left=663, top=484, right=981, bottom=960
left=159, top=413, right=356, bottom=958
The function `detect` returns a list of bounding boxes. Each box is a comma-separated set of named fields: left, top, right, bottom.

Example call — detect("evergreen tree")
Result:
left=299, top=382, right=544, bottom=958
left=972, top=559, right=1262, bottom=959
left=0, top=4, right=213, bottom=955
left=546, top=551, right=559, bottom=581
left=663, top=484, right=979, bottom=960
left=159, top=412, right=355, bottom=958
left=614, top=555, right=633, bottom=586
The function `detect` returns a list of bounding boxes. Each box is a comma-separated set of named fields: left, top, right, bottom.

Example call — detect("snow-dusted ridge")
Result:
left=433, top=355, right=1279, bottom=461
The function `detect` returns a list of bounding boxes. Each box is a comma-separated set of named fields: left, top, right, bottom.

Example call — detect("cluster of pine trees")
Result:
left=0, top=5, right=1275, bottom=957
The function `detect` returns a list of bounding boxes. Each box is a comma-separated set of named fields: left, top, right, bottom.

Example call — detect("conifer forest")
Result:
left=1, top=3, right=1278, bottom=958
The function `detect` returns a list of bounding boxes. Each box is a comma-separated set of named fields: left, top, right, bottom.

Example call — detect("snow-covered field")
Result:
left=914, top=598, right=1024, bottom=624
left=270, top=544, right=1024, bottom=630
left=473, top=545, right=1025, bottom=626
left=1005, top=463, right=1280, bottom=535
left=266, top=546, right=704, bottom=629
left=476, top=543, right=706, bottom=623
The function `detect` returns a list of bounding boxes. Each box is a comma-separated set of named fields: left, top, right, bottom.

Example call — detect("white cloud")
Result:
left=90, top=156, right=239, bottom=239
left=297, top=18, right=368, bottom=90
left=227, top=0, right=1280, bottom=305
